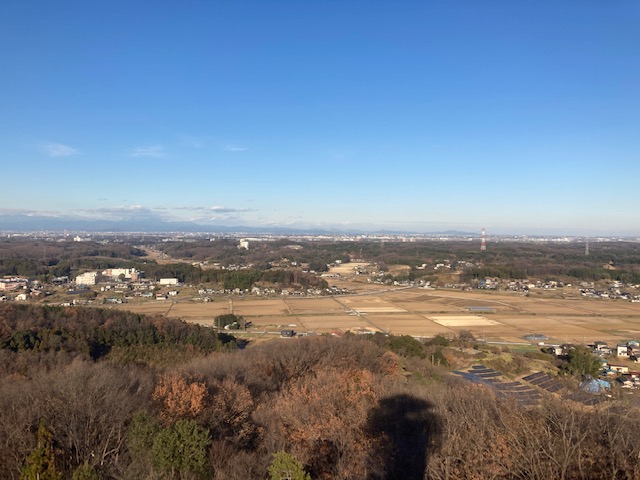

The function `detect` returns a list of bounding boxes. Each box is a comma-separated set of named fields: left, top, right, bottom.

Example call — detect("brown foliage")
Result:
left=255, top=366, right=382, bottom=479
left=0, top=359, right=153, bottom=479
left=378, top=350, right=402, bottom=376
left=206, top=377, right=256, bottom=444
left=153, top=373, right=208, bottom=423
left=4, top=321, right=640, bottom=480
left=423, top=377, right=640, bottom=480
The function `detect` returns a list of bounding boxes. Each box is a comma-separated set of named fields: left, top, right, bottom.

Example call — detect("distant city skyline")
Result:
left=1, top=209, right=639, bottom=238
left=1, top=2, right=639, bottom=236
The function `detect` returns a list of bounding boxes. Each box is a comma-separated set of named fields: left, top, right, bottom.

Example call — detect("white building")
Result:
left=159, top=278, right=179, bottom=286
left=617, top=344, right=629, bottom=357
left=0, top=279, right=27, bottom=291
left=102, top=268, right=140, bottom=280
left=238, top=239, right=250, bottom=250
left=75, top=272, right=100, bottom=286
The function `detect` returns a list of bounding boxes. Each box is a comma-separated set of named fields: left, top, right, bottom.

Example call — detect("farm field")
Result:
left=115, top=285, right=640, bottom=345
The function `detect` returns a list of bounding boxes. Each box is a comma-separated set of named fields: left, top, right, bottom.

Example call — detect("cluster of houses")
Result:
left=193, top=284, right=351, bottom=302
left=0, top=277, right=29, bottom=292
left=76, top=268, right=142, bottom=286
left=413, top=260, right=478, bottom=271
left=503, top=279, right=567, bottom=292
left=545, top=340, right=640, bottom=362
left=474, top=278, right=640, bottom=301
left=580, top=281, right=640, bottom=301
left=371, top=276, right=431, bottom=288
left=545, top=340, right=640, bottom=391
left=592, top=340, right=640, bottom=361
left=426, top=278, right=569, bottom=292
left=74, top=268, right=179, bottom=289
left=0, top=276, right=49, bottom=302
left=2, top=257, right=387, bottom=304
left=64, top=269, right=180, bottom=304
left=481, top=278, right=626, bottom=294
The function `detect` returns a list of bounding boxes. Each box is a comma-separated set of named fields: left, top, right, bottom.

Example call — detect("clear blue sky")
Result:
left=1, top=1, right=639, bottom=235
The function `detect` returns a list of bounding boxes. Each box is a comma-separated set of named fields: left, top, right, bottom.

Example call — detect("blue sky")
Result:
left=1, top=1, right=639, bottom=235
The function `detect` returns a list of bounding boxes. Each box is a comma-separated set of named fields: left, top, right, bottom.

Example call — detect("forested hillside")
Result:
left=0, top=238, right=145, bottom=278
left=5, top=237, right=640, bottom=285
left=155, top=239, right=640, bottom=283
left=1, top=305, right=639, bottom=479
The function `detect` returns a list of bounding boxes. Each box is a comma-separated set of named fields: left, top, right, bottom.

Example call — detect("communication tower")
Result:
left=481, top=227, right=487, bottom=252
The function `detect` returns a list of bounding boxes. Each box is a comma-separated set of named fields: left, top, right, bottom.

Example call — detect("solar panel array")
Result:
left=455, top=365, right=542, bottom=407
left=522, top=371, right=605, bottom=406
left=522, top=371, right=565, bottom=393
left=457, top=366, right=607, bottom=407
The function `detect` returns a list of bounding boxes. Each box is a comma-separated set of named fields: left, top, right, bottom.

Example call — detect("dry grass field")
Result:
left=328, top=262, right=370, bottom=277
left=116, top=283, right=640, bottom=345
left=284, top=297, right=345, bottom=314
left=113, top=302, right=173, bottom=316
left=168, top=301, right=230, bottom=319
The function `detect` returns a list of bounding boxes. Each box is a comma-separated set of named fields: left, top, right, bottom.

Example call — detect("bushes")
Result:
left=214, top=313, right=243, bottom=330
left=1, top=305, right=640, bottom=479
left=388, top=335, right=427, bottom=358
left=486, top=354, right=530, bottom=375
left=562, top=346, right=602, bottom=377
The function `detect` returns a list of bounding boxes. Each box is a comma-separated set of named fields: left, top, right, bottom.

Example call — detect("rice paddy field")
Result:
left=115, top=286, right=640, bottom=344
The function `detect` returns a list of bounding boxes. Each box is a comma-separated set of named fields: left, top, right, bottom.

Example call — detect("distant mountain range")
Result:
left=0, top=213, right=479, bottom=236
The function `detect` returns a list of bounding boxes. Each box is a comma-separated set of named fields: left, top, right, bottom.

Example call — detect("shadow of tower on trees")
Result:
left=366, top=394, right=443, bottom=480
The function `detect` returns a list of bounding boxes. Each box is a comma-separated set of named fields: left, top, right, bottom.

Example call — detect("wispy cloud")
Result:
left=129, top=145, right=166, bottom=158
left=208, top=205, right=251, bottom=213
left=173, top=205, right=253, bottom=214
left=1, top=204, right=261, bottom=227
left=75, top=205, right=168, bottom=221
left=0, top=208, right=62, bottom=217
left=41, top=142, right=79, bottom=157
left=224, top=144, right=248, bottom=152
left=166, top=205, right=255, bottom=224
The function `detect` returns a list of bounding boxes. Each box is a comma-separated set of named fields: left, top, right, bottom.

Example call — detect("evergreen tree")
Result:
left=267, top=451, right=311, bottom=480
left=152, top=419, right=210, bottom=478
left=565, top=346, right=601, bottom=377
left=21, top=421, right=62, bottom=480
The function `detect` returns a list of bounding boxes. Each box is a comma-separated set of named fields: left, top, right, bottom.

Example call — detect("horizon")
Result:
left=1, top=2, right=639, bottom=235
left=1, top=212, right=639, bottom=240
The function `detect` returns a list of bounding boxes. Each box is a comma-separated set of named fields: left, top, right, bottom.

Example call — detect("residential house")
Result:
left=617, top=344, right=630, bottom=357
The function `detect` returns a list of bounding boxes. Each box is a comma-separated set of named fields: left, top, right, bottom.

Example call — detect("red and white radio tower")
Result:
left=481, top=227, right=487, bottom=252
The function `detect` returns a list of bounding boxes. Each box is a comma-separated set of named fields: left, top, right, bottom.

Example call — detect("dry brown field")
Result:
left=335, top=296, right=406, bottom=313
left=168, top=301, right=230, bottom=319
left=116, top=285, right=640, bottom=344
left=113, top=302, right=173, bottom=316
left=229, top=299, right=289, bottom=316
left=284, top=297, right=345, bottom=314
left=297, top=314, right=372, bottom=333
left=329, top=262, right=370, bottom=277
